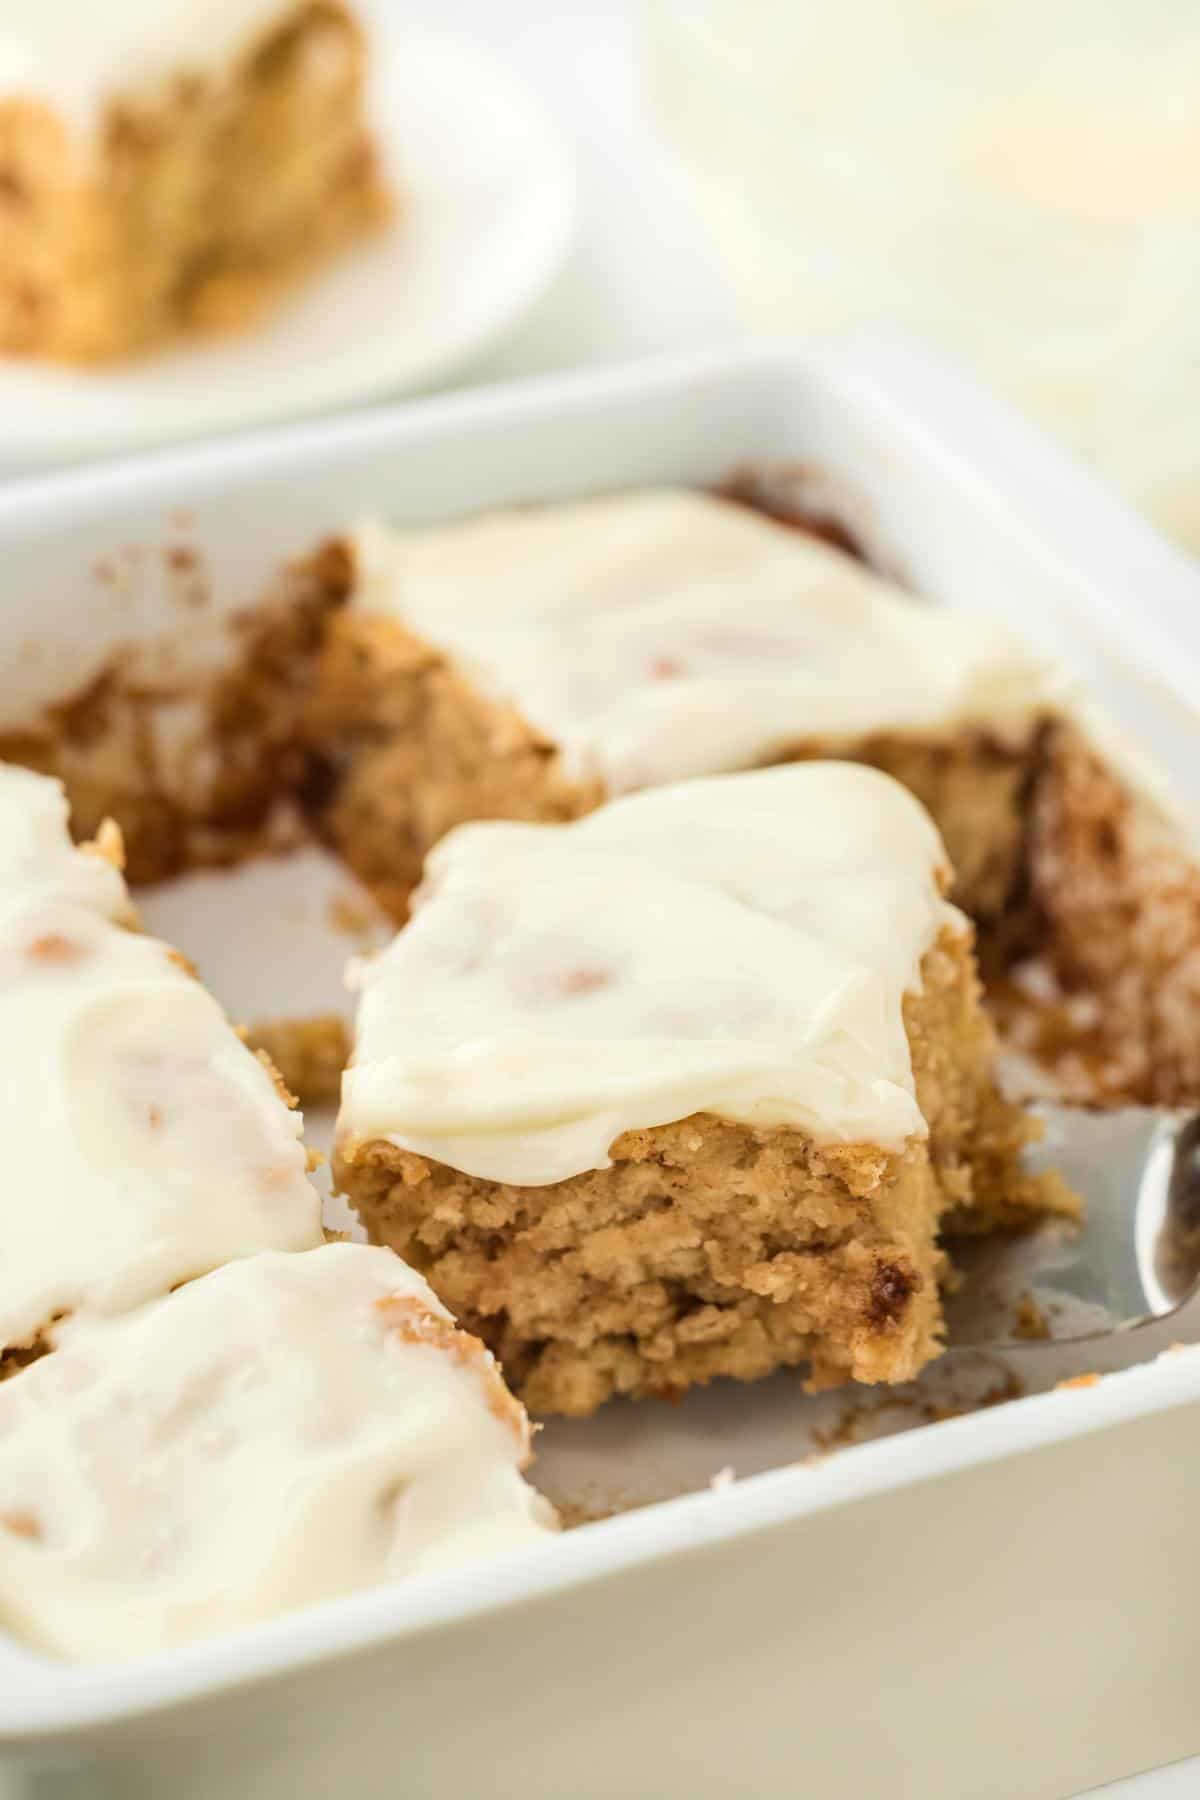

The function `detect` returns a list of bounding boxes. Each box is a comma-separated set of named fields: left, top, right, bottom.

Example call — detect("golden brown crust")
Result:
left=0, top=2, right=390, bottom=364
left=336, top=929, right=1068, bottom=1417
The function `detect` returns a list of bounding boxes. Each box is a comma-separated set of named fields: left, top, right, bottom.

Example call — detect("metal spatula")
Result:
left=945, top=1106, right=1200, bottom=1349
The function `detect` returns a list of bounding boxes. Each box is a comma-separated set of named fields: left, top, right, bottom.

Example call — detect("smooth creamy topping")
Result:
left=0, top=765, right=129, bottom=919
left=0, top=0, right=301, bottom=132
left=352, top=488, right=1060, bottom=794
left=0, top=1244, right=556, bottom=1661
left=0, top=763, right=322, bottom=1353
left=341, top=762, right=959, bottom=1186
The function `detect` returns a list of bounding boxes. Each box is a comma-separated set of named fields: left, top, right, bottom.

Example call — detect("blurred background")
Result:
left=6, top=0, right=1198, bottom=565
left=398, top=0, right=1200, bottom=557
left=647, top=0, right=1200, bottom=553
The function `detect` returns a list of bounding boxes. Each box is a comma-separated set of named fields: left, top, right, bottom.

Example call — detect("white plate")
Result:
left=0, top=29, right=577, bottom=468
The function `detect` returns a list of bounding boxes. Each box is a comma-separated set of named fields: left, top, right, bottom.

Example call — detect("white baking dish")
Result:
left=2, top=339, right=1200, bottom=1800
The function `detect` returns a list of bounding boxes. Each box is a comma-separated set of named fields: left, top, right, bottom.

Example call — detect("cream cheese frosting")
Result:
left=0, top=0, right=296, bottom=132
left=0, top=1243, right=556, bottom=1661
left=351, top=487, right=1062, bottom=794
left=340, top=762, right=960, bottom=1186
left=0, top=762, right=322, bottom=1354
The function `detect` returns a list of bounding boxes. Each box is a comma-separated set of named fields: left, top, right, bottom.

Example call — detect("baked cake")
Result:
left=6, top=480, right=1199, bottom=1108
left=307, top=487, right=1062, bottom=923
left=0, top=759, right=555, bottom=1658
left=0, top=761, right=323, bottom=1366
left=334, top=763, right=1070, bottom=1417
left=0, top=1243, right=555, bottom=1661
left=0, top=0, right=389, bottom=362
left=289, top=487, right=1200, bottom=1107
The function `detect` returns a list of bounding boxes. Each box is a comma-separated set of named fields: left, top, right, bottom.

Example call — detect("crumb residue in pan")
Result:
left=1012, top=1293, right=1052, bottom=1341
left=808, top=1356, right=1024, bottom=1457
left=552, top=1498, right=624, bottom=1530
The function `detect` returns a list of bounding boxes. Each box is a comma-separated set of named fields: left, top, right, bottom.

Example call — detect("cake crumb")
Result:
left=1057, top=1372, right=1100, bottom=1391
left=811, top=1362, right=1024, bottom=1453
left=81, top=817, right=126, bottom=871
left=553, top=1498, right=622, bottom=1530
left=1012, top=1293, right=1051, bottom=1341
left=328, top=890, right=383, bottom=942
left=709, top=1465, right=736, bottom=1492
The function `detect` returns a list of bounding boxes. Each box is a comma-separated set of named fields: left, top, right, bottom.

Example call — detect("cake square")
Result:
left=0, top=762, right=554, bottom=1661
left=301, top=485, right=1058, bottom=925
left=0, top=1, right=389, bottom=363
left=334, top=763, right=1071, bottom=1416
left=0, top=761, right=323, bottom=1367
left=0, top=1243, right=554, bottom=1660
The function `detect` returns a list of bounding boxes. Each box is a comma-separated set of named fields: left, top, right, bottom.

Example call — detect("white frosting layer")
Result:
left=0, top=764, right=129, bottom=918
left=0, top=1244, right=555, bottom=1661
left=352, top=488, right=1060, bottom=793
left=0, top=763, right=322, bottom=1352
left=341, top=762, right=959, bottom=1186
left=0, top=0, right=298, bottom=132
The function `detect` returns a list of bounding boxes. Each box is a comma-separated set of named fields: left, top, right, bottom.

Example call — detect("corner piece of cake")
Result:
left=334, top=762, right=1072, bottom=1418
left=0, top=0, right=390, bottom=362
left=0, top=760, right=323, bottom=1367
left=0, top=1243, right=556, bottom=1660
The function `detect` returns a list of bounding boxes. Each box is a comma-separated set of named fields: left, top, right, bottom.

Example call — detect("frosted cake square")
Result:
left=0, top=1244, right=554, bottom=1661
left=334, top=763, right=1071, bottom=1416
left=0, top=762, right=553, bottom=1660
left=0, top=760, right=323, bottom=1367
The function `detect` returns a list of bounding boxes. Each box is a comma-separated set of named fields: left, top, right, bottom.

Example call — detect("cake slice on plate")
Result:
left=0, top=761, right=322, bottom=1367
left=0, top=0, right=390, bottom=362
left=334, top=762, right=1072, bottom=1417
